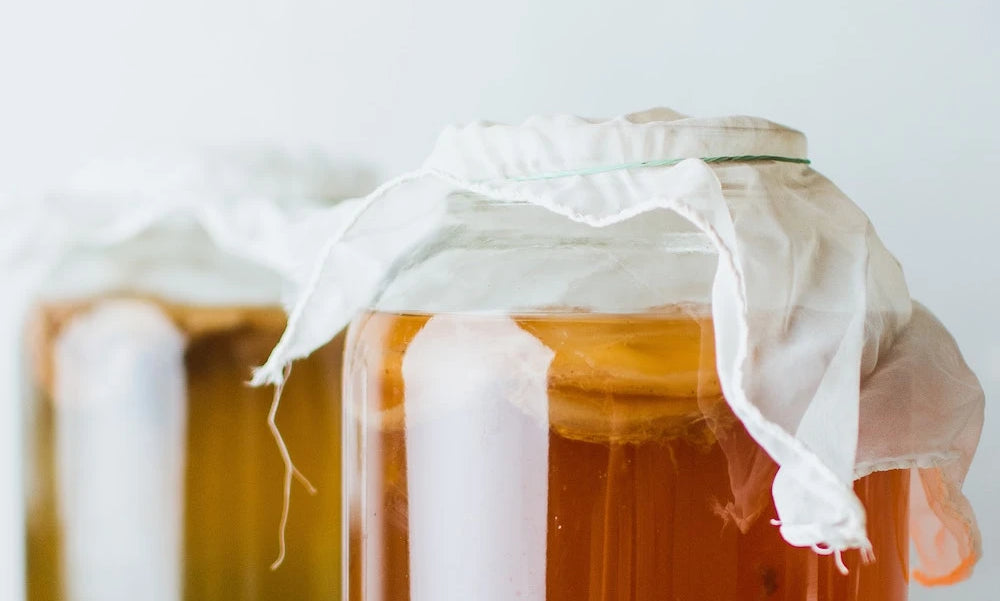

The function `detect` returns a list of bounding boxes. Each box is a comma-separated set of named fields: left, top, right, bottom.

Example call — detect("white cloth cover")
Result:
left=8, top=149, right=368, bottom=304
left=0, top=148, right=364, bottom=601
left=253, top=108, right=985, bottom=585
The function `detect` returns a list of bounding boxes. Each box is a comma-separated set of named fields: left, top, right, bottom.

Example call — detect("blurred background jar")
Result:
left=18, top=150, right=368, bottom=601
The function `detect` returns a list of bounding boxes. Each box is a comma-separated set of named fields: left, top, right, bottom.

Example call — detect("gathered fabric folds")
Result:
left=254, top=109, right=984, bottom=584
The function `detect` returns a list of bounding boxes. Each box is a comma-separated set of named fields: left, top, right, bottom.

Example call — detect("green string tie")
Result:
left=505, top=155, right=810, bottom=182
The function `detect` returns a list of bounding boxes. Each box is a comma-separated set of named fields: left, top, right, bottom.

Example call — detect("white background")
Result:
left=1, top=0, right=997, bottom=599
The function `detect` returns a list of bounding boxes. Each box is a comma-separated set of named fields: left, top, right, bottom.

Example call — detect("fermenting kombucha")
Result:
left=346, top=310, right=909, bottom=601
left=25, top=298, right=343, bottom=601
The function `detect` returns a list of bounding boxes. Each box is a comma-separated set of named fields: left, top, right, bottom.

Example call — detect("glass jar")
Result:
left=23, top=219, right=343, bottom=601
left=343, top=194, right=910, bottom=601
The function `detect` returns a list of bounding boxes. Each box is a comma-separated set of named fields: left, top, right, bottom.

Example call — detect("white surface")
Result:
left=52, top=301, right=186, bottom=601
left=402, top=316, right=551, bottom=601
left=0, top=0, right=997, bottom=598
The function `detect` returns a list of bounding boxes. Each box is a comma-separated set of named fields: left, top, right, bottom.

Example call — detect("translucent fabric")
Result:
left=255, top=109, right=984, bottom=583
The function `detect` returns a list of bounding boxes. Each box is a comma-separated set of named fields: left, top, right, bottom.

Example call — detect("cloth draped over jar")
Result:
left=253, top=108, right=985, bottom=586
left=0, top=149, right=364, bottom=601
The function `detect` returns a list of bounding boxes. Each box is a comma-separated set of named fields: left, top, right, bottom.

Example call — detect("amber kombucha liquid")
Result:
left=347, top=311, right=909, bottom=601
left=26, top=299, right=343, bottom=601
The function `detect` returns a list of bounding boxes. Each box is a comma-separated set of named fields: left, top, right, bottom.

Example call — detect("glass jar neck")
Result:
left=444, top=193, right=714, bottom=252
left=371, top=192, right=718, bottom=314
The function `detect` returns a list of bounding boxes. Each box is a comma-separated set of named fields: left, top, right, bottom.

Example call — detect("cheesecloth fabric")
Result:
left=253, top=108, right=984, bottom=585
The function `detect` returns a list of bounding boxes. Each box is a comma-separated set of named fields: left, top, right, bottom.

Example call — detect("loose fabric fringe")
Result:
left=265, top=363, right=317, bottom=570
